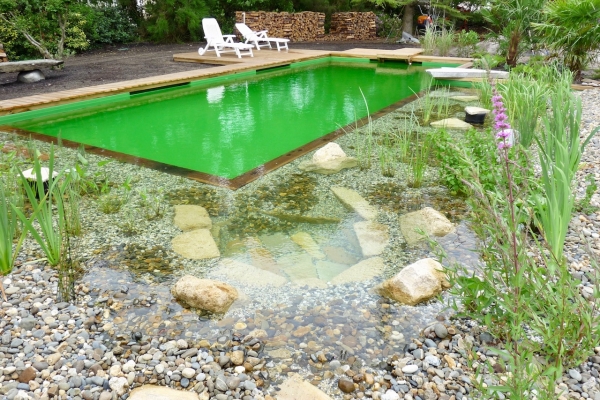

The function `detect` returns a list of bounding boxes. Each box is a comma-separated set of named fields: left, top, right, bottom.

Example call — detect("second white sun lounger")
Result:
left=235, top=23, right=290, bottom=52
left=199, top=18, right=254, bottom=58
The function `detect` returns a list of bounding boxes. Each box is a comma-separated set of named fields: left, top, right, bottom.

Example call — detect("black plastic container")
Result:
left=465, top=111, right=487, bottom=125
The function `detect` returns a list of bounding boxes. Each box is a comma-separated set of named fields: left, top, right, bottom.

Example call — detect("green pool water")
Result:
left=3, top=58, right=437, bottom=179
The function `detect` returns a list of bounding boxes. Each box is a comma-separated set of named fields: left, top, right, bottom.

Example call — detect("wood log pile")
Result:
left=327, top=12, right=377, bottom=41
left=235, top=11, right=325, bottom=41
left=0, top=44, right=8, bottom=62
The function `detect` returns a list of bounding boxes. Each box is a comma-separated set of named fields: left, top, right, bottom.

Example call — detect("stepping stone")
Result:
left=331, top=187, right=378, bottom=220
left=354, top=221, right=390, bottom=257
left=464, top=106, right=490, bottom=115
left=129, top=384, right=200, bottom=400
left=398, top=207, right=455, bottom=245
left=430, top=118, right=473, bottom=130
left=322, top=246, right=359, bottom=265
left=171, top=229, right=219, bottom=259
left=331, top=257, right=385, bottom=285
left=315, top=260, right=349, bottom=282
left=212, top=259, right=287, bottom=288
left=173, top=205, right=212, bottom=231
left=450, top=95, right=479, bottom=102
left=277, top=373, right=333, bottom=400
left=290, top=232, right=325, bottom=259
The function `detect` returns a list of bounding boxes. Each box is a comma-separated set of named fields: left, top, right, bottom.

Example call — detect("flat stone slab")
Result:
left=173, top=205, right=212, bottom=231
left=354, top=221, right=390, bottom=257
left=315, top=260, right=349, bottom=282
left=465, top=106, right=491, bottom=115
left=290, top=232, right=325, bottom=259
left=331, top=257, right=385, bottom=285
left=129, top=385, right=199, bottom=400
left=449, top=95, right=479, bottom=103
left=331, top=187, right=378, bottom=220
left=280, top=254, right=319, bottom=281
left=171, top=229, right=220, bottom=259
left=212, top=258, right=288, bottom=287
left=430, top=118, right=473, bottom=130
left=277, top=373, right=333, bottom=400
left=0, top=59, right=63, bottom=73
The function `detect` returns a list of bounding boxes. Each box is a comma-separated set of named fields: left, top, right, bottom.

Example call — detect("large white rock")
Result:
left=430, top=118, right=473, bottom=130
left=378, top=258, right=449, bottom=306
left=299, top=143, right=357, bottom=174
left=212, top=258, right=287, bottom=287
left=173, top=205, right=212, bottom=231
left=465, top=106, right=491, bottom=115
left=129, top=385, right=199, bottom=400
left=399, top=207, right=455, bottom=245
left=331, top=257, right=385, bottom=285
left=17, top=69, right=45, bottom=83
left=354, top=221, right=389, bottom=257
left=171, top=229, right=220, bottom=259
left=109, top=377, right=129, bottom=396
left=277, top=373, right=333, bottom=400
left=331, top=187, right=378, bottom=220
left=171, top=276, right=238, bottom=314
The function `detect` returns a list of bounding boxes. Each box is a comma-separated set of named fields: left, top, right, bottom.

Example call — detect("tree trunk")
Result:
left=402, top=1, right=416, bottom=35
left=506, top=29, right=521, bottom=68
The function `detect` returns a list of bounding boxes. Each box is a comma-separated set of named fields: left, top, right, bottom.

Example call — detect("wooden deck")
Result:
left=0, top=47, right=467, bottom=116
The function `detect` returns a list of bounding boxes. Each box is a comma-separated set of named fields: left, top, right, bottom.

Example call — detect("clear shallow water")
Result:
left=7, top=59, right=432, bottom=179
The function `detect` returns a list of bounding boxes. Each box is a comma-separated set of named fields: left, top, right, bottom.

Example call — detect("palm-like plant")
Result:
left=532, top=0, right=600, bottom=82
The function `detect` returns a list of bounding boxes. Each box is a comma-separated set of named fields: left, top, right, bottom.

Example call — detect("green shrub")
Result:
left=455, top=30, right=478, bottom=57
left=144, top=0, right=211, bottom=42
left=81, top=5, right=138, bottom=46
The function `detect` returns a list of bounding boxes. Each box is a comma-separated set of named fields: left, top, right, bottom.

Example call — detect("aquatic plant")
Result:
left=434, top=87, right=451, bottom=119
left=378, top=130, right=395, bottom=177
left=355, top=89, right=374, bottom=170
left=408, top=132, right=431, bottom=188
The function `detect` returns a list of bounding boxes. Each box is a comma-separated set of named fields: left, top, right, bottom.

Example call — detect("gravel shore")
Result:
left=0, top=86, right=599, bottom=400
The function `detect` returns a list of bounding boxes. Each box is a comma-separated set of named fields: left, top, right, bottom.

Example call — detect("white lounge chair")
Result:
left=199, top=18, right=254, bottom=58
left=235, top=23, right=290, bottom=52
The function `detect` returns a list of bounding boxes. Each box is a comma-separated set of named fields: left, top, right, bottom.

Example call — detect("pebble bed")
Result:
left=0, top=88, right=599, bottom=400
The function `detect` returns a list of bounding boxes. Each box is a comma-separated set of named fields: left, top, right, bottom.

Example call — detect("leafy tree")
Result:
left=144, top=0, right=211, bottom=42
left=0, top=0, right=89, bottom=59
left=532, top=0, right=600, bottom=82
left=79, top=4, right=138, bottom=46
left=479, top=0, right=546, bottom=67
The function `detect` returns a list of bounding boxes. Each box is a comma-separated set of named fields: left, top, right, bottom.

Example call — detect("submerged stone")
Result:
left=173, top=204, right=212, bottom=231
left=331, top=257, right=385, bottom=285
left=315, top=260, right=348, bottom=282
left=171, top=229, right=219, bottom=259
left=128, top=385, right=200, bottom=400
left=353, top=221, right=390, bottom=257
left=290, top=232, right=325, bottom=259
left=331, top=187, right=378, bottom=220
left=212, top=258, right=287, bottom=287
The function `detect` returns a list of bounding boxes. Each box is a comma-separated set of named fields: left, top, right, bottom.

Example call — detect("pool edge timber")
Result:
left=0, top=50, right=468, bottom=190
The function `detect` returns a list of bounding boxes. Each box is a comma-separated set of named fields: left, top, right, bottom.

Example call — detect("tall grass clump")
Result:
left=354, top=89, right=374, bottom=170
left=422, top=26, right=436, bottom=55
left=408, top=131, right=430, bottom=188
left=435, top=27, right=454, bottom=57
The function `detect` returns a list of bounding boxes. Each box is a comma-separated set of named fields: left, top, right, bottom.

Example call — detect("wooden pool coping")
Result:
left=0, top=47, right=470, bottom=189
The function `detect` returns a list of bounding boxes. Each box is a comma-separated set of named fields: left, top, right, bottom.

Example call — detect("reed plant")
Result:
left=435, top=87, right=451, bottom=118
left=408, top=132, right=430, bottom=188
left=435, top=27, right=455, bottom=57
left=354, top=89, right=374, bottom=170
left=476, top=79, right=493, bottom=110
left=395, top=114, right=418, bottom=163
left=13, top=147, right=77, bottom=301
left=413, top=85, right=435, bottom=124
left=378, top=130, right=395, bottom=177
left=0, top=178, right=27, bottom=300
left=422, top=25, right=436, bottom=55
left=533, top=79, right=597, bottom=265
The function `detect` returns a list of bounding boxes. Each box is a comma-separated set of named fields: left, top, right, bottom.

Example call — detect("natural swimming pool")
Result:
left=0, top=57, right=448, bottom=184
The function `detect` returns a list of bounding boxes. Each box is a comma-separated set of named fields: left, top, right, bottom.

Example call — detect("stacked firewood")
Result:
left=235, top=11, right=325, bottom=41
left=328, top=12, right=377, bottom=40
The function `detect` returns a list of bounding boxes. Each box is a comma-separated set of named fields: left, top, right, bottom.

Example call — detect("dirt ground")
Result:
left=0, top=41, right=410, bottom=101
